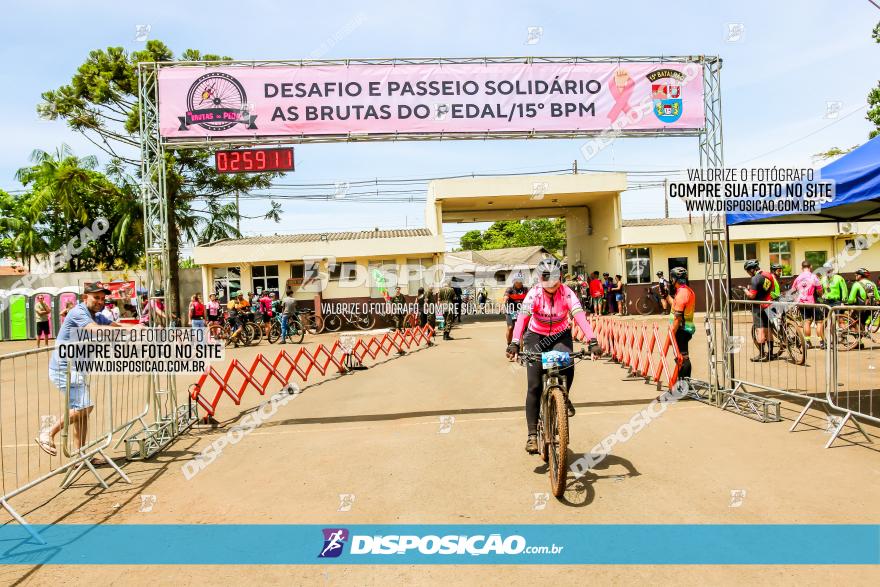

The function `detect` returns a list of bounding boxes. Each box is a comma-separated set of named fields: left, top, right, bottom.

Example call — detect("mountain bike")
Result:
left=209, top=319, right=253, bottom=348
left=518, top=348, right=590, bottom=497
left=267, top=314, right=305, bottom=344
left=323, top=308, right=376, bottom=332
left=867, top=307, right=880, bottom=334
left=240, top=311, right=263, bottom=345
left=832, top=306, right=879, bottom=351
left=635, top=286, right=669, bottom=316
left=730, top=286, right=746, bottom=301
left=296, top=309, right=325, bottom=334
left=751, top=303, right=806, bottom=364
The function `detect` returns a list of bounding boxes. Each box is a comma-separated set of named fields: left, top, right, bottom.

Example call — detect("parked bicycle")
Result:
left=833, top=308, right=879, bottom=351
left=750, top=303, right=806, bottom=365
left=518, top=347, right=591, bottom=497
left=635, top=286, right=669, bottom=316
left=209, top=319, right=253, bottom=347
left=729, top=286, right=746, bottom=301
left=240, top=311, right=263, bottom=345
left=294, top=308, right=325, bottom=334
left=266, top=313, right=305, bottom=344
left=323, top=308, right=376, bottom=332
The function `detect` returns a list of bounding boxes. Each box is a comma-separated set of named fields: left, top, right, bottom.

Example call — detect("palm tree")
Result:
left=194, top=197, right=241, bottom=244
left=14, top=144, right=99, bottom=270
left=105, top=158, right=144, bottom=264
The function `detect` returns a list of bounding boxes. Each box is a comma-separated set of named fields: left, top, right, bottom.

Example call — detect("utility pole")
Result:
left=235, top=190, right=241, bottom=235
left=663, top=178, right=670, bottom=218
left=573, top=159, right=578, bottom=174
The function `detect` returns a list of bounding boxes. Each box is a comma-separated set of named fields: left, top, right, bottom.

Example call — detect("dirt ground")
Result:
left=0, top=318, right=878, bottom=585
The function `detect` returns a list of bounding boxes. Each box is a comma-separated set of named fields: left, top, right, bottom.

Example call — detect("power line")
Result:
left=734, top=105, right=868, bottom=166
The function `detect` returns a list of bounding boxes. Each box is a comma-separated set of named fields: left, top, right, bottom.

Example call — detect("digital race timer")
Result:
left=215, top=147, right=295, bottom=174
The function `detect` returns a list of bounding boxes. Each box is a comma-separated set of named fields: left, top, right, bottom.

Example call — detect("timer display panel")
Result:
left=215, top=148, right=294, bottom=173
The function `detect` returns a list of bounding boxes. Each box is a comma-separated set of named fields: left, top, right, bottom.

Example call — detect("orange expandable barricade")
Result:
left=584, top=316, right=683, bottom=391
left=190, top=325, right=436, bottom=417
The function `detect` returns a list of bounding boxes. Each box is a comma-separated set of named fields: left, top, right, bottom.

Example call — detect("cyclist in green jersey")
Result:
left=848, top=268, right=874, bottom=334
left=820, top=265, right=848, bottom=307
left=769, top=263, right=783, bottom=300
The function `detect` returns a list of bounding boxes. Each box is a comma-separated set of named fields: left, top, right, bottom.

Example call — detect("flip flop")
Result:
left=35, top=437, right=57, bottom=457
left=89, top=456, right=109, bottom=467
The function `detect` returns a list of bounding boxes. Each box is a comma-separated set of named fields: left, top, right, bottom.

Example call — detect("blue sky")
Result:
left=2, top=0, right=878, bottom=250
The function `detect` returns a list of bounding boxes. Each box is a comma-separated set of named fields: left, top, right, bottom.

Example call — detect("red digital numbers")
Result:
left=215, top=148, right=295, bottom=174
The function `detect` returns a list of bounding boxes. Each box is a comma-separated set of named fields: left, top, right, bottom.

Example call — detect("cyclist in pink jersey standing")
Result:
left=790, top=260, right=825, bottom=349
left=506, top=258, right=601, bottom=454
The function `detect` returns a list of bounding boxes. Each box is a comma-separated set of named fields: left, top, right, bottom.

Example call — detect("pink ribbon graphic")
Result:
left=607, top=77, right=634, bottom=122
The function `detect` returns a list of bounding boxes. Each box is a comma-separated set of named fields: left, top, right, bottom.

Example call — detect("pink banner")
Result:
left=157, top=62, right=705, bottom=139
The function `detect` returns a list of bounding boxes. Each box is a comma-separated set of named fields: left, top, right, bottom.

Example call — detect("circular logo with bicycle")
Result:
left=178, top=72, right=258, bottom=132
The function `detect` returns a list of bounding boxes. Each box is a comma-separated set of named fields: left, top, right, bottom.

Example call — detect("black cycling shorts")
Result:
left=674, top=328, right=692, bottom=356
left=799, top=306, right=825, bottom=322
left=752, top=306, right=770, bottom=328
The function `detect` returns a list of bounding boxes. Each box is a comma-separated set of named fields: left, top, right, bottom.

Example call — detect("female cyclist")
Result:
left=506, top=258, right=601, bottom=454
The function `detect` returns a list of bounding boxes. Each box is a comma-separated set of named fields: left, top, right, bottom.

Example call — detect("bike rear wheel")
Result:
left=782, top=320, right=806, bottom=365
left=546, top=387, right=570, bottom=497
left=353, top=313, right=376, bottom=330
left=245, top=322, right=262, bottom=345
left=227, top=324, right=251, bottom=347
left=299, top=312, right=319, bottom=335
left=835, top=317, right=859, bottom=351
left=636, top=297, right=653, bottom=316
left=287, top=318, right=305, bottom=344
left=208, top=324, right=226, bottom=344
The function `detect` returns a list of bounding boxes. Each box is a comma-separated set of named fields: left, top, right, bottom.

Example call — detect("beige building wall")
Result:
left=566, top=196, right=624, bottom=276
left=200, top=253, right=444, bottom=303
left=614, top=234, right=880, bottom=283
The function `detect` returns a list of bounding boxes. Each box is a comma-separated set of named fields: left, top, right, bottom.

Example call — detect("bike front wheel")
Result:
left=288, top=318, right=305, bottom=344
left=267, top=322, right=281, bottom=344
left=835, top=317, right=860, bottom=351
left=546, top=387, right=570, bottom=498
left=323, top=314, right=342, bottom=332
left=782, top=320, right=806, bottom=365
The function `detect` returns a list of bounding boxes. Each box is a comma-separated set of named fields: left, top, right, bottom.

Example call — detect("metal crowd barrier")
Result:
left=727, top=298, right=878, bottom=446
left=0, top=347, right=153, bottom=543
left=826, top=303, right=879, bottom=445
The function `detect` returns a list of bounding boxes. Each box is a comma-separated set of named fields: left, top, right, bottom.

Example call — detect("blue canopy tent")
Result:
left=727, top=136, right=880, bottom=225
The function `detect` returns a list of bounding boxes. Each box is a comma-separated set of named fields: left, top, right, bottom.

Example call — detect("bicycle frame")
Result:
left=519, top=349, right=588, bottom=496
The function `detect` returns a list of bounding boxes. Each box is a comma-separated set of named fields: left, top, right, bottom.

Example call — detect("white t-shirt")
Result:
left=101, top=306, right=119, bottom=322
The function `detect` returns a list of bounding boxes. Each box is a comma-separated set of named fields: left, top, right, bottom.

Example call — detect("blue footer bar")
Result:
left=1, top=525, right=878, bottom=565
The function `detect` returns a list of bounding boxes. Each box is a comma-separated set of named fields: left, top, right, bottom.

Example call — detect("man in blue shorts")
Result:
left=35, top=283, right=123, bottom=460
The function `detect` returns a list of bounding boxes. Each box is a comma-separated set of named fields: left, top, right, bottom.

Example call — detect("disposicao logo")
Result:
left=319, top=531, right=530, bottom=557
left=318, top=528, right=349, bottom=558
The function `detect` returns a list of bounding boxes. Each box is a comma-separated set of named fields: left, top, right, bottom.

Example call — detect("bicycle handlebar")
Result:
left=518, top=349, right=590, bottom=360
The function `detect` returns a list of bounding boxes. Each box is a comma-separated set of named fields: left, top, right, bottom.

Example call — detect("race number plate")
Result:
left=541, top=351, right=571, bottom=368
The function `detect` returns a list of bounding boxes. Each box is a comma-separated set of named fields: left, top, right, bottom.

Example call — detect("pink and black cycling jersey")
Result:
left=791, top=270, right=822, bottom=304
left=512, top=284, right=595, bottom=340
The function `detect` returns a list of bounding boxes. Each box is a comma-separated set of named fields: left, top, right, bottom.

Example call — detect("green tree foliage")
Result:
left=813, top=145, right=858, bottom=161
left=39, top=40, right=280, bottom=317
left=458, top=219, right=566, bottom=253
left=3, top=145, right=141, bottom=270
